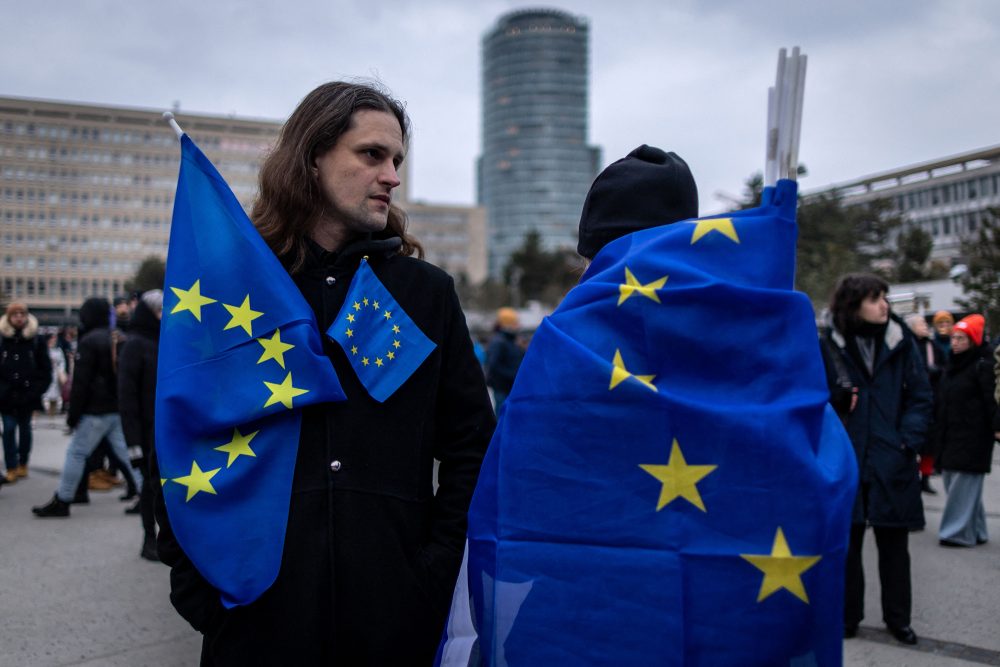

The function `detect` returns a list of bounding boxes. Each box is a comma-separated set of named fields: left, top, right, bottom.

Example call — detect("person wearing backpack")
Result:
left=0, top=301, right=52, bottom=484
left=32, top=297, right=138, bottom=517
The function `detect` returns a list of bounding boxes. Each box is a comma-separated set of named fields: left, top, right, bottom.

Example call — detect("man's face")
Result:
left=8, top=310, right=27, bottom=330
left=313, top=109, right=404, bottom=242
left=935, top=319, right=953, bottom=337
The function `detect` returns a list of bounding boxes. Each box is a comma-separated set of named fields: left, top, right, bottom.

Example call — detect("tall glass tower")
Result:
left=478, top=8, right=601, bottom=279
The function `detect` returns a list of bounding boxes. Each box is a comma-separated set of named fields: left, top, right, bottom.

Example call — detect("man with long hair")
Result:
left=156, top=82, right=495, bottom=665
left=822, top=273, right=932, bottom=646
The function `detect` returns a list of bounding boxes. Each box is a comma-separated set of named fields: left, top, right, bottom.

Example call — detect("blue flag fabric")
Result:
left=156, top=135, right=346, bottom=608
left=441, top=180, right=858, bottom=666
left=327, top=259, right=436, bottom=402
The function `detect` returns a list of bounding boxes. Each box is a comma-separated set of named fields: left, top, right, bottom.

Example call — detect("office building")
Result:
left=0, top=95, right=484, bottom=322
left=814, top=143, right=1000, bottom=263
left=478, top=8, right=601, bottom=278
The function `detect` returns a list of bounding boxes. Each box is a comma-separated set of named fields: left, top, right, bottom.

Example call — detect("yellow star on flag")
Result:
left=351, top=345, right=358, bottom=355
left=170, top=279, right=217, bottom=321
left=353, top=301, right=361, bottom=311
left=347, top=313, right=355, bottom=323
left=392, top=324, right=401, bottom=334
left=387, top=351, right=395, bottom=360
left=263, top=372, right=309, bottom=409
left=375, top=357, right=384, bottom=367
left=257, top=329, right=294, bottom=369
left=373, top=301, right=380, bottom=310
left=393, top=340, right=401, bottom=349
left=609, top=349, right=656, bottom=392
left=363, top=298, right=369, bottom=306
left=172, top=461, right=221, bottom=502
left=362, top=357, right=370, bottom=366
left=223, top=295, right=264, bottom=336
left=384, top=311, right=392, bottom=320
left=618, top=267, right=668, bottom=306
left=690, top=217, right=740, bottom=244
left=345, top=328, right=354, bottom=338
left=742, top=527, right=822, bottom=604
left=214, top=428, right=259, bottom=467
left=639, top=438, right=717, bottom=511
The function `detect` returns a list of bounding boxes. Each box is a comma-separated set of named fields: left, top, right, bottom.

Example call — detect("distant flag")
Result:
left=437, top=179, right=857, bottom=666
left=156, top=133, right=346, bottom=608
left=327, top=258, right=435, bottom=402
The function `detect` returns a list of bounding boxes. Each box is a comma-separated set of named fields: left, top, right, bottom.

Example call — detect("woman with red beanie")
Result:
left=933, top=314, right=998, bottom=547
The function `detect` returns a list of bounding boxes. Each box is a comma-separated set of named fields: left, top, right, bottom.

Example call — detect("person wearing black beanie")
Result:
left=577, top=145, right=698, bottom=260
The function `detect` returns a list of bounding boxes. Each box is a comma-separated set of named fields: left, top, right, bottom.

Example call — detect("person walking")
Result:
left=0, top=301, right=52, bottom=483
left=933, top=314, right=997, bottom=547
left=31, top=297, right=138, bottom=517
left=823, top=274, right=933, bottom=645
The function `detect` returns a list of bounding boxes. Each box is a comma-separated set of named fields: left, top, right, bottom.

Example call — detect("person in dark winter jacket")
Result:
left=117, top=290, right=163, bottom=561
left=155, top=81, right=495, bottom=666
left=0, top=301, right=52, bottom=483
left=31, top=297, right=138, bottom=517
left=485, top=307, right=523, bottom=412
left=933, top=314, right=998, bottom=547
left=823, top=274, right=933, bottom=646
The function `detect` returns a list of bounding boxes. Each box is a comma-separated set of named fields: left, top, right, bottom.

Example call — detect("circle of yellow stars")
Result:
left=345, top=297, right=402, bottom=369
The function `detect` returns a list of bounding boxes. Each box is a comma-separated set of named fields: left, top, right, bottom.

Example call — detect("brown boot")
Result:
left=95, top=469, right=124, bottom=487
left=14, top=465, right=28, bottom=479
left=88, top=471, right=114, bottom=491
left=4, top=470, right=17, bottom=484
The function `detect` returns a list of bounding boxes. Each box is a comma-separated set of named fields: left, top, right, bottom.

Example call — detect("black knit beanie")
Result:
left=576, top=145, right=698, bottom=259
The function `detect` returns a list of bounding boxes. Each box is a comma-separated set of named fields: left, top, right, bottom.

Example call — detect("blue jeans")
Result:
left=56, top=414, right=136, bottom=502
left=2, top=408, right=33, bottom=470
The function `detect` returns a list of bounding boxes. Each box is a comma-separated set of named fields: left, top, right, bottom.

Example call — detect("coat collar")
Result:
left=0, top=313, right=39, bottom=339
left=830, top=314, right=905, bottom=353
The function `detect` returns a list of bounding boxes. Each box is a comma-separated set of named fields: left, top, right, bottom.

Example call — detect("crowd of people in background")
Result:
left=0, top=270, right=997, bottom=641
left=0, top=292, right=163, bottom=562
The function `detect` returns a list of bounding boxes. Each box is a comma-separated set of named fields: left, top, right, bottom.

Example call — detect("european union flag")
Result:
left=156, top=135, right=346, bottom=608
left=439, top=180, right=857, bottom=666
left=327, top=258, right=435, bottom=402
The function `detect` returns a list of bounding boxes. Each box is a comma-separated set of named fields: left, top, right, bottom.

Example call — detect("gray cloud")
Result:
left=1, top=0, right=997, bottom=213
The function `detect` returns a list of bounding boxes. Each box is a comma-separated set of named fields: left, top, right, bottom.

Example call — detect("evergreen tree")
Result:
left=956, top=207, right=1000, bottom=328
left=125, top=255, right=166, bottom=293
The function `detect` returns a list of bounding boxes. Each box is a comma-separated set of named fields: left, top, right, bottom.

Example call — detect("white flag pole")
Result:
left=764, top=86, right=778, bottom=187
left=765, top=47, right=807, bottom=184
left=162, top=112, right=185, bottom=140
left=788, top=53, right=807, bottom=180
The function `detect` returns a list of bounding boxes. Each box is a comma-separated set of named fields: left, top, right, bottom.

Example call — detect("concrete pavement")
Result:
left=2, top=414, right=999, bottom=665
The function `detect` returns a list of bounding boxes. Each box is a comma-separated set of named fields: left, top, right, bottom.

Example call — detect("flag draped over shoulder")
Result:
left=444, top=180, right=858, bottom=667
left=156, top=136, right=346, bottom=608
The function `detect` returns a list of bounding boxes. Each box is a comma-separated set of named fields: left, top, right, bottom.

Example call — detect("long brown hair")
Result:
left=251, top=81, right=423, bottom=273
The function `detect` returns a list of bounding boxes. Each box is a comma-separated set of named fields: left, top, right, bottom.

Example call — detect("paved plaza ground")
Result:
left=1, top=414, right=998, bottom=666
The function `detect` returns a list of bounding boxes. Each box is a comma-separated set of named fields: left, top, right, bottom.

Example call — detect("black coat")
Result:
left=68, top=299, right=119, bottom=428
left=932, top=346, right=997, bottom=473
left=118, top=300, right=160, bottom=457
left=0, top=314, right=51, bottom=412
left=824, top=315, right=933, bottom=528
left=158, top=236, right=495, bottom=666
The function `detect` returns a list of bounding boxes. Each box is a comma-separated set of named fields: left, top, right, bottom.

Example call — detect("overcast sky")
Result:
left=2, top=0, right=998, bottom=213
